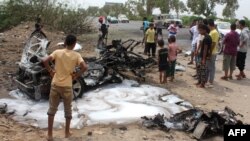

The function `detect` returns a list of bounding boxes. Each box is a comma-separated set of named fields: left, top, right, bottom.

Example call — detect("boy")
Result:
left=42, top=35, right=87, bottom=140
left=196, top=24, right=212, bottom=88
left=145, top=23, right=157, bottom=57
left=168, top=35, right=181, bottom=82
left=158, top=40, right=168, bottom=83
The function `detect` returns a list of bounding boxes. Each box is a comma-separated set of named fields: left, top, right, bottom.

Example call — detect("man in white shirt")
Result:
left=188, top=19, right=199, bottom=65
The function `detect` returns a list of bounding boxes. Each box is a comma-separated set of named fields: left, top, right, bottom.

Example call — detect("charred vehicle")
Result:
left=14, top=31, right=156, bottom=101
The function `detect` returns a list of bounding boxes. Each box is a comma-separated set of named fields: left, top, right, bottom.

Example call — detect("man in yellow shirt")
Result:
left=207, top=19, right=219, bottom=87
left=145, top=23, right=157, bottom=57
left=42, top=35, right=87, bottom=140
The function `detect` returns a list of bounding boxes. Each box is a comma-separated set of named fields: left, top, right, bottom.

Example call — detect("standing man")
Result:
left=42, top=35, right=87, bottom=140
left=207, top=19, right=219, bottom=87
left=167, top=21, right=178, bottom=37
left=145, top=23, right=157, bottom=57
left=221, top=23, right=240, bottom=80
left=142, top=17, right=150, bottom=54
left=236, top=20, right=249, bottom=80
left=188, top=19, right=199, bottom=65
left=196, top=24, right=212, bottom=88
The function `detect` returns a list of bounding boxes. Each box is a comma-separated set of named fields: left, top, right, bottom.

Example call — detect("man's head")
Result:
left=143, top=17, right=147, bottom=21
left=202, top=19, right=208, bottom=26
left=158, top=40, right=164, bottom=48
left=231, top=23, right=237, bottom=31
left=168, top=35, right=176, bottom=43
left=65, top=35, right=77, bottom=49
left=239, top=20, right=246, bottom=29
left=198, top=24, right=209, bottom=35
left=149, top=23, right=154, bottom=29
left=208, top=19, right=215, bottom=30
left=98, top=17, right=103, bottom=24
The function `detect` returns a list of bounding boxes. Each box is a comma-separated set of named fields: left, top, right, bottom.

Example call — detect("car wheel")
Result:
left=72, top=78, right=86, bottom=100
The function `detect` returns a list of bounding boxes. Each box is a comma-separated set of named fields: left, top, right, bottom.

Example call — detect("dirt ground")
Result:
left=0, top=22, right=249, bottom=141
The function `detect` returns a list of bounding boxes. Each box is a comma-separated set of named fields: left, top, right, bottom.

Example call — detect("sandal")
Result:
left=228, top=76, right=233, bottom=80
left=237, top=76, right=242, bottom=80
left=221, top=76, right=228, bottom=81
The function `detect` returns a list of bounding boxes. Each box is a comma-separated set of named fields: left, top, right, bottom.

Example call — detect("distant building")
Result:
left=105, top=2, right=123, bottom=7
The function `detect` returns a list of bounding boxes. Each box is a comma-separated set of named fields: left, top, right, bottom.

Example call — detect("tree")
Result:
left=171, top=0, right=187, bottom=18
left=187, top=0, right=239, bottom=18
left=222, top=0, right=239, bottom=18
left=187, top=0, right=217, bottom=17
left=146, top=0, right=171, bottom=14
left=86, top=6, right=99, bottom=16
left=125, top=0, right=145, bottom=19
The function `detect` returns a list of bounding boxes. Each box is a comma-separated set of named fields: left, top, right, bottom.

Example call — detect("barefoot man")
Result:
left=42, top=35, right=87, bottom=140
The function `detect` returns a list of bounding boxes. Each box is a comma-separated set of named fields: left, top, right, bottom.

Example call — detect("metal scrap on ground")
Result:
left=142, top=107, right=244, bottom=140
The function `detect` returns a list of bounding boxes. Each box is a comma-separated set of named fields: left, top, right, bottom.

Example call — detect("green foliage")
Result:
left=0, top=0, right=92, bottom=34
left=187, top=0, right=239, bottom=18
left=243, top=17, right=250, bottom=28
left=181, top=16, right=201, bottom=26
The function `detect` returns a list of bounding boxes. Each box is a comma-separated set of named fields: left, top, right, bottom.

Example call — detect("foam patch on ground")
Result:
left=0, top=80, right=192, bottom=129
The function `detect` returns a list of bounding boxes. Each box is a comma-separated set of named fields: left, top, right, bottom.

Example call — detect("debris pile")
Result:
left=142, top=107, right=244, bottom=139
left=0, top=103, right=7, bottom=114
left=14, top=31, right=156, bottom=100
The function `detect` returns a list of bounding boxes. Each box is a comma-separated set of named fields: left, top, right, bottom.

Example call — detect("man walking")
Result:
left=207, top=19, right=219, bottom=87
left=42, top=35, right=87, bottom=140
left=221, top=23, right=240, bottom=80
left=236, top=20, right=249, bottom=80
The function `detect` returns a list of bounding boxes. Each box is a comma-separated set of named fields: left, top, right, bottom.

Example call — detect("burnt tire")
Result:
left=72, top=78, right=86, bottom=100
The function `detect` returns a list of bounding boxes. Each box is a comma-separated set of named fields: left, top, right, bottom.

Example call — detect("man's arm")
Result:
left=202, top=41, right=209, bottom=65
left=240, top=31, right=248, bottom=48
left=42, top=56, right=55, bottom=77
left=72, top=61, right=88, bottom=80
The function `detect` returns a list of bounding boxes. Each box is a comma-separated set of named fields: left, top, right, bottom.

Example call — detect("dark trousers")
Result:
left=146, top=43, right=156, bottom=57
left=236, top=52, right=247, bottom=71
left=197, top=63, right=207, bottom=84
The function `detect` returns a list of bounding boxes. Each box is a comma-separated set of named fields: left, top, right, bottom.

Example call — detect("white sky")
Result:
left=1, top=0, right=249, bottom=19
left=70, top=0, right=250, bottom=19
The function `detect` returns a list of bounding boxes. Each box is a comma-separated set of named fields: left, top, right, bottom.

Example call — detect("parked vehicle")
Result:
left=108, top=16, right=119, bottom=24
left=118, top=14, right=129, bottom=23
left=153, top=14, right=183, bottom=28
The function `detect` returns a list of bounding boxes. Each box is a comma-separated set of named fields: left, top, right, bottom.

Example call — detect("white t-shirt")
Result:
left=197, top=34, right=204, bottom=49
left=190, top=25, right=199, bottom=45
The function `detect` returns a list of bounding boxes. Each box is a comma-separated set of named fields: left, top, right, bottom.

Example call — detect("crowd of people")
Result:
left=142, top=17, right=249, bottom=86
left=142, top=17, right=181, bottom=83
left=189, top=19, right=249, bottom=88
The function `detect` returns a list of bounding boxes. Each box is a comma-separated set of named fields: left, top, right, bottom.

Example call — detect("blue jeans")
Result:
left=206, top=55, right=216, bottom=83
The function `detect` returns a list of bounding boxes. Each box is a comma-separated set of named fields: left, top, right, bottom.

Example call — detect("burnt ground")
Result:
left=0, top=21, right=250, bottom=141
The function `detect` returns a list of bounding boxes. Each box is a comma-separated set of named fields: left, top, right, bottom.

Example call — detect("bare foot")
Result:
left=65, top=132, right=73, bottom=138
left=196, top=84, right=205, bottom=88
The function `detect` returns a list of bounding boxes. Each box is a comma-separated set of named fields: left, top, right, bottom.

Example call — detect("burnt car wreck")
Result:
left=142, top=106, right=245, bottom=140
left=14, top=31, right=156, bottom=101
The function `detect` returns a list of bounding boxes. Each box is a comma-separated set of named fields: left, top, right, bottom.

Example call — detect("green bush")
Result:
left=181, top=16, right=201, bottom=26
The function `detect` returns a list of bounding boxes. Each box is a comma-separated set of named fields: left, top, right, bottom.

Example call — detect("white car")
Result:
left=118, top=14, right=129, bottom=23
left=215, top=21, right=241, bottom=54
